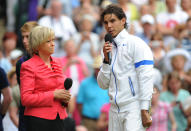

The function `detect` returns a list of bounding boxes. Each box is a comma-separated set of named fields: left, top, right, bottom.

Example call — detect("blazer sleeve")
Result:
left=20, top=62, right=54, bottom=107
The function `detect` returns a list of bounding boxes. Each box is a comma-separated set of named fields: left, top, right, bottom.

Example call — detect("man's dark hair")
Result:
left=101, top=4, right=127, bottom=28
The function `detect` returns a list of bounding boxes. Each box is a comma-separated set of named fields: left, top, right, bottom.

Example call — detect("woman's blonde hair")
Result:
left=29, top=26, right=55, bottom=55
left=20, top=21, right=38, bottom=32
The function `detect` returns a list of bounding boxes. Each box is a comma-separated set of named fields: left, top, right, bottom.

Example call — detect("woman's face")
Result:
left=171, top=55, right=186, bottom=71
left=168, top=77, right=181, bottom=93
left=38, top=37, right=55, bottom=56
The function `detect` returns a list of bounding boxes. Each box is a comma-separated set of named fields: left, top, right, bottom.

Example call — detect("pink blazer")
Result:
left=20, top=55, right=67, bottom=120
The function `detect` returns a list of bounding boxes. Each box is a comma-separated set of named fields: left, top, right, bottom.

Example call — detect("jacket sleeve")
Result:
left=97, top=63, right=111, bottom=90
left=20, top=63, right=54, bottom=107
left=132, top=37, right=154, bottom=110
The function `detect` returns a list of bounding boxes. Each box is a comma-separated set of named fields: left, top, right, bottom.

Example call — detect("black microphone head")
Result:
left=104, top=33, right=113, bottom=43
left=64, top=78, right=73, bottom=90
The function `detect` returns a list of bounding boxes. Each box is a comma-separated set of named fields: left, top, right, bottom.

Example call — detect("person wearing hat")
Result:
left=77, top=55, right=109, bottom=131
left=136, top=14, right=155, bottom=44
left=97, top=4, right=154, bottom=130
left=162, top=48, right=191, bottom=92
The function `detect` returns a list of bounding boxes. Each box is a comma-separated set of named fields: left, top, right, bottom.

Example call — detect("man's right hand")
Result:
left=103, top=42, right=112, bottom=62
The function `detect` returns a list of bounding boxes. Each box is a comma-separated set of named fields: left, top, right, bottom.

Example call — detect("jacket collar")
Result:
left=33, top=55, right=55, bottom=64
left=113, top=29, right=129, bottom=46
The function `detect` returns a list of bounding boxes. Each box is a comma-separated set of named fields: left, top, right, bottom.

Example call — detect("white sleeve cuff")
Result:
left=140, top=100, right=150, bottom=110
left=101, top=63, right=110, bottom=73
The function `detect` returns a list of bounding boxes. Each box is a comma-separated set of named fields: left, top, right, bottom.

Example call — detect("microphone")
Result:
left=64, top=78, right=73, bottom=90
left=62, top=78, right=73, bottom=107
left=104, top=33, right=113, bottom=65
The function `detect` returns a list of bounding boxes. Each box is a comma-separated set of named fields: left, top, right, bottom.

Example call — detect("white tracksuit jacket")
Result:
left=97, top=29, right=154, bottom=113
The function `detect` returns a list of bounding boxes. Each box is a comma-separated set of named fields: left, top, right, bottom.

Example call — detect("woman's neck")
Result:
left=38, top=53, right=51, bottom=67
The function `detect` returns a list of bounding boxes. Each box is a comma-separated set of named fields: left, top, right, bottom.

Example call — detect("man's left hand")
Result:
left=141, top=110, right=152, bottom=128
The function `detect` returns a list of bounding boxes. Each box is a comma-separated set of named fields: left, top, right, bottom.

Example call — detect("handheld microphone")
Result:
left=62, top=78, right=73, bottom=107
left=104, top=33, right=113, bottom=65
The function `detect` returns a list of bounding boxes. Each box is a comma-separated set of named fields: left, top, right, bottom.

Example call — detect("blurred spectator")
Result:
left=73, top=14, right=100, bottom=74
left=6, top=68, right=20, bottom=128
left=0, top=67, right=12, bottom=131
left=72, top=0, right=100, bottom=30
left=118, top=0, right=139, bottom=24
left=136, top=14, right=156, bottom=44
left=130, top=0, right=148, bottom=8
left=160, top=71, right=190, bottom=131
left=166, top=24, right=185, bottom=51
left=0, top=46, right=12, bottom=73
left=3, top=67, right=18, bottom=131
left=37, top=0, right=74, bottom=18
left=61, top=39, right=89, bottom=95
left=77, top=56, right=109, bottom=131
left=61, top=39, right=89, bottom=125
left=147, top=0, right=166, bottom=17
left=38, top=0, right=77, bottom=57
left=180, top=17, right=191, bottom=56
left=97, top=103, right=110, bottom=131
left=147, top=85, right=177, bottom=131
left=181, top=0, right=191, bottom=17
left=2, top=32, right=17, bottom=59
left=156, top=0, right=188, bottom=45
left=163, top=49, right=191, bottom=92
left=130, top=4, right=150, bottom=34
left=149, top=32, right=166, bottom=70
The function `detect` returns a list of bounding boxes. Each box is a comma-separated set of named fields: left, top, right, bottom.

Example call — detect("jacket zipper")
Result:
left=112, top=47, right=120, bottom=113
left=128, top=76, right=135, bottom=96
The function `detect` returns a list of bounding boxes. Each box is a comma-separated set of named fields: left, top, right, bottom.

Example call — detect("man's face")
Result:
left=103, top=13, right=126, bottom=37
left=21, top=32, right=30, bottom=51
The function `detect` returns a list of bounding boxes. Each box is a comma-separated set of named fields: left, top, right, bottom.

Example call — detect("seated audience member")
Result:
left=149, top=32, right=166, bottom=70
left=163, top=49, right=191, bottom=91
left=160, top=71, right=190, bottom=131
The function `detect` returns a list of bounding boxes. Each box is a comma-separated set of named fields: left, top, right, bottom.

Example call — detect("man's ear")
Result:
left=121, top=17, right=126, bottom=27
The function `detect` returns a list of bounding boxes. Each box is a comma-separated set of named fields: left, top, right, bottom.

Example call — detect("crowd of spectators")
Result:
left=0, top=0, right=191, bottom=131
